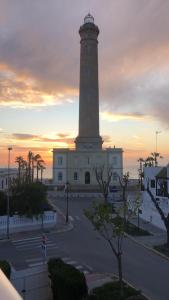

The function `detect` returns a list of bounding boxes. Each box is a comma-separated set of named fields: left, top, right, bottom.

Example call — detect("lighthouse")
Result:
left=75, top=14, right=103, bottom=150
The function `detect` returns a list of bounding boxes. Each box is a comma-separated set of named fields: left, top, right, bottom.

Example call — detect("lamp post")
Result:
left=65, top=182, right=70, bottom=223
left=7, top=147, right=12, bottom=239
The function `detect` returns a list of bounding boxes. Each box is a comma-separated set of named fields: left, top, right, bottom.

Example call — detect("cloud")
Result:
left=100, top=111, right=147, bottom=122
left=10, top=132, right=75, bottom=146
left=0, top=0, right=169, bottom=125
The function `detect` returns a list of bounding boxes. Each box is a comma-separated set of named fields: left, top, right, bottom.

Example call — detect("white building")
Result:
left=0, top=168, right=18, bottom=191
left=141, top=166, right=169, bottom=229
left=53, top=15, right=123, bottom=190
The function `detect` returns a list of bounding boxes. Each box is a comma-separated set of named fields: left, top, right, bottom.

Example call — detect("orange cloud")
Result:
left=100, top=111, right=148, bottom=122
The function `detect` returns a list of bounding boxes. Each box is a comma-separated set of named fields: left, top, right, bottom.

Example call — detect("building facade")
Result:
left=0, top=168, right=18, bottom=191
left=53, top=14, right=123, bottom=189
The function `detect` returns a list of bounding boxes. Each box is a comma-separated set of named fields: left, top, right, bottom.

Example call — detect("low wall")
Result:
left=0, top=211, right=57, bottom=234
left=11, top=264, right=52, bottom=300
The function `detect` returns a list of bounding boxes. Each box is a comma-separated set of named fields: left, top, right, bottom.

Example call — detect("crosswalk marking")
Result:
left=13, top=236, right=41, bottom=243
left=12, top=236, right=58, bottom=253
left=12, top=237, right=93, bottom=275
left=25, top=255, right=93, bottom=275
left=76, top=265, right=83, bottom=270
left=67, top=260, right=77, bottom=265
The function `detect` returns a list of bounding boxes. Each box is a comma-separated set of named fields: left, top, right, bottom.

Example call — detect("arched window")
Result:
left=58, top=172, right=63, bottom=181
left=85, top=172, right=90, bottom=184
left=74, top=172, right=78, bottom=181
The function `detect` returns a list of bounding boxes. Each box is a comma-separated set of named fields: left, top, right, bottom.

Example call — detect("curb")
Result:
left=86, top=273, right=151, bottom=300
left=126, top=233, right=169, bottom=262
left=48, top=198, right=74, bottom=231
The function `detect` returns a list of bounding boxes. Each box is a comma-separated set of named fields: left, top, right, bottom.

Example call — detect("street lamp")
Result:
left=65, top=182, right=70, bottom=223
left=7, top=147, right=12, bottom=239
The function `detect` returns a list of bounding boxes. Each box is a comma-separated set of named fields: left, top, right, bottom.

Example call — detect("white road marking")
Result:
left=66, top=260, right=77, bottom=265
left=83, top=270, right=89, bottom=275
left=12, top=236, right=41, bottom=243
left=68, top=216, right=74, bottom=221
left=76, top=265, right=83, bottom=270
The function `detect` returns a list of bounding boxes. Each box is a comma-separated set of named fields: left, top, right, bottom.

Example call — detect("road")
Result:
left=0, top=192, right=169, bottom=300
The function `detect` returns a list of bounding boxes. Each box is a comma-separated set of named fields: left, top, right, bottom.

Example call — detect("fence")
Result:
left=0, top=211, right=57, bottom=234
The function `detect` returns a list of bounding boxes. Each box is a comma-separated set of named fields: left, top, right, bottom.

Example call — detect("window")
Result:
left=151, top=180, right=155, bottom=188
left=112, top=156, right=117, bottom=165
left=85, top=172, right=90, bottom=184
left=74, top=172, right=78, bottom=181
left=1, top=180, right=3, bottom=189
left=113, top=172, right=118, bottom=182
left=58, top=157, right=63, bottom=165
left=58, top=172, right=63, bottom=181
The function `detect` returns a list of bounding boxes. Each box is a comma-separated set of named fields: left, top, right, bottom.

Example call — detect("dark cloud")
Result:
left=11, top=132, right=75, bottom=144
left=0, top=0, right=169, bottom=123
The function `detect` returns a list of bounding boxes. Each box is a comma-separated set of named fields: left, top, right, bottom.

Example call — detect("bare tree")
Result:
left=85, top=202, right=124, bottom=297
left=94, top=166, right=112, bottom=202
left=119, top=172, right=129, bottom=229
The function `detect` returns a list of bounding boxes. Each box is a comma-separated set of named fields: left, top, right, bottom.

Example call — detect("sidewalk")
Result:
left=126, top=216, right=169, bottom=261
left=0, top=208, right=73, bottom=242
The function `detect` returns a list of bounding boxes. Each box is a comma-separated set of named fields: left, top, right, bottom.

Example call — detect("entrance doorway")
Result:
left=85, top=172, right=90, bottom=184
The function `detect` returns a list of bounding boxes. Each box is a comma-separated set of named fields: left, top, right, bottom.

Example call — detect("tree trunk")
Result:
left=117, top=254, right=123, bottom=297
left=37, top=166, right=39, bottom=182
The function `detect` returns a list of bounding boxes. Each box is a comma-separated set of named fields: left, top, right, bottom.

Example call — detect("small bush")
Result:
left=0, top=260, right=11, bottom=279
left=48, top=258, right=88, bottom=300
left=89, top=281, right=141, bottom=300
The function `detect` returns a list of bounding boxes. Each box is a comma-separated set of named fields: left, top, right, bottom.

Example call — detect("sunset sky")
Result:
left=0, top=0, right=169, bottom=178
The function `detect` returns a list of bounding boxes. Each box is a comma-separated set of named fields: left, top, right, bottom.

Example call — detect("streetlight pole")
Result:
left=7, top=147, right=12, bottom=239
left=155, top=130, right=161, bottom=153
left=65, top=182, right=69, bottom=223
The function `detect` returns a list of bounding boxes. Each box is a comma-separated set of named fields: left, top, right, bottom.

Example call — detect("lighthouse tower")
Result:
left=53, top=14, right=123, bottom=189
left=75, top=14, right=103, bottom=150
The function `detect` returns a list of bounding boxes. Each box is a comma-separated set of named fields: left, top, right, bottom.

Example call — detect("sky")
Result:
left=0, top=0, right=169, bottom=178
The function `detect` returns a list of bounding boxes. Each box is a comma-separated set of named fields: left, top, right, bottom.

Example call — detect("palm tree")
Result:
left=144, top=156, right=154, bottom=167
left=27, top=151, right=33, bottom=182
left=151, top=152, right=163, bottom=167
left=22, top=160, right=28, bottom=183
left=15, top=156, right=24, bottom=184
left=34, top=154, right=44, bottom=182
left=39, top=163, right=46, bottom=182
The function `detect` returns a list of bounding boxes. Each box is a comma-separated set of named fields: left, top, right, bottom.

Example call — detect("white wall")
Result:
left=0, top=211, right=57, bottom=234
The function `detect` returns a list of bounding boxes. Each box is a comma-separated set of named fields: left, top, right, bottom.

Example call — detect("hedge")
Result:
left=48, top=258, right=88, bottom=300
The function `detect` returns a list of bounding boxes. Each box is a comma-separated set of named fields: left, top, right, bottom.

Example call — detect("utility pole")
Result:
left=7, top=147, right=12, bottom=239
left=155, top=131, right=161, bottom=153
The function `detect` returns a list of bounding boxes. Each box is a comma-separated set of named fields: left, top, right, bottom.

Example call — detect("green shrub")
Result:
left=90, top=281, right=141, bottom=300
left=48, top=258, right=88, bottom=300
left=0, top=260, right=11, bottom=279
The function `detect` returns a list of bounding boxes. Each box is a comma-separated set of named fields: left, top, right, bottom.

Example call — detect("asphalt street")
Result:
left=0, top=192, right=169, bottom=300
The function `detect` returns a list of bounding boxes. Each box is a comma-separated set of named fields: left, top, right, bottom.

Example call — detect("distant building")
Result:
left=0, top=168, right=18, bottom=191
left=143, top=166, right=169, bottom=201
left=53, top=14, right=123, bottom=190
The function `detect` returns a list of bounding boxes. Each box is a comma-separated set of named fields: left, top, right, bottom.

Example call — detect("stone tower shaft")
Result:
left=75, top=14, right=103, bottom=150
